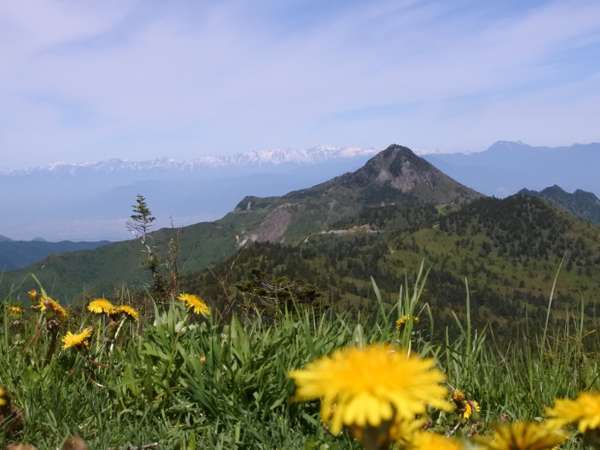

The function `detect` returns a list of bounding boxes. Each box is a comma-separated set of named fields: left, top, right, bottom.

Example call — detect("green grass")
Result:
left=1, top=268, right=599, bottom=449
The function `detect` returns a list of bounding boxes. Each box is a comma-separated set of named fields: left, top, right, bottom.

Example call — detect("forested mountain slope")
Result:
left=184, top=194, right=600, bottom=332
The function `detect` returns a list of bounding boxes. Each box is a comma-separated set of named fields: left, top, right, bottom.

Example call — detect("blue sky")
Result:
left=2, top=0, right=600, bottom=168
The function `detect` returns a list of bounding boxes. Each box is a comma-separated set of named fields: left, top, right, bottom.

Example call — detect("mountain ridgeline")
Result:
left=519, top=185, right=600, bottom=225
left=5, top=140, right=600, bottom=242
left=425, top=140, right=600, bottom=198
left=0, top=239, right=110, bottom=271
left=2, top=144, right=600, bottom=333
left=233, top=144, right=480, bottom=244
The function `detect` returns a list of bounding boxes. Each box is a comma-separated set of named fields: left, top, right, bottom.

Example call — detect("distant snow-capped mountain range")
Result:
left=1, top=144, right=386, bottom=240
left=1, top=146, right=380, bottom=176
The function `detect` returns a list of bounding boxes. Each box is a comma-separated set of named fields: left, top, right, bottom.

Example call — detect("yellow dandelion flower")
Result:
left=462, top=400, right=480, bottom=421
left=0, top=386, right=7, bottom=407
left=27, top=289, right=39, bottom=302
left=62, top=327, right=93, bottom=350
left=396, top=315, right=419, bottom=329
left=289, top=344, right=451, bottom=435
left=453, top=389, right=466, bottom=402
left=113, top=305, right=139, bottom=321
left=39, top=296, right=68, bottom=320
left=477, top=421, right=566, bottom=450
left=8, top=305, right=24, bottom=316
left=452, top=389, right=480, bottom=421
left=87, top=298, right=116, bottom=315
left=410, top=431, right=463, bottom=450
left=177, top=293, right=211, bottom=317
left=546, top=391, right=600, bottom=433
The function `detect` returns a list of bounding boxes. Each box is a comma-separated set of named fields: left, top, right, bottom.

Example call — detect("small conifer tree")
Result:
left=128, top=194, right=155, bottom=243
left=127, top=195, right=165, bottom=298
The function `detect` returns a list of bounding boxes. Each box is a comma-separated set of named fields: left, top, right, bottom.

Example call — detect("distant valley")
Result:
left=0, top=237, right=110, bottom=271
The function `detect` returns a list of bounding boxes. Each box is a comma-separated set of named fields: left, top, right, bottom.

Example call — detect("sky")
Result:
left=2, top=0, right=600, bottom=169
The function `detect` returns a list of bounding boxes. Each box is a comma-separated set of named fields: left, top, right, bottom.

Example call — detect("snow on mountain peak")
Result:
left=2, top=146, right=378, bottom=176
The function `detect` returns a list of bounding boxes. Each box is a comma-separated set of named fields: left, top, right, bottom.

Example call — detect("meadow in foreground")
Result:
left=1, top=266, right=599, bottom=449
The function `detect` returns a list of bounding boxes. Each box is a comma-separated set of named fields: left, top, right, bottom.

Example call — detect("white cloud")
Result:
left=1, top=0, right=600, bottom=167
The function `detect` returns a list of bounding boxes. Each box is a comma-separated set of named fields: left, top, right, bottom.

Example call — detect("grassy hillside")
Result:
left=0, top=214, right=265, bottom=300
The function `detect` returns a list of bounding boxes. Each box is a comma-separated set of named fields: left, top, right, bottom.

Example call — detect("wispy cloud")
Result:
left=1, top=0, right=600, bottom=167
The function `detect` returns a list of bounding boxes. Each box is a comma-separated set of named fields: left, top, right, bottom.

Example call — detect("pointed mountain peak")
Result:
left=363, top=144, right=429, bottom=176
left=379, top=143, right=420, bottom=159
left=295, top=144, right=483, bottom=205
left=349, top=144, right=435, bottom=186
left=542, top=184, right=567, bottom=195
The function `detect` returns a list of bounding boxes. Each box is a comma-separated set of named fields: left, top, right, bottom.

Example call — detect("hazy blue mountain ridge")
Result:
left=0, top=239, right=111, bottom=271
left=425, top=141, right=600, bottom=198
